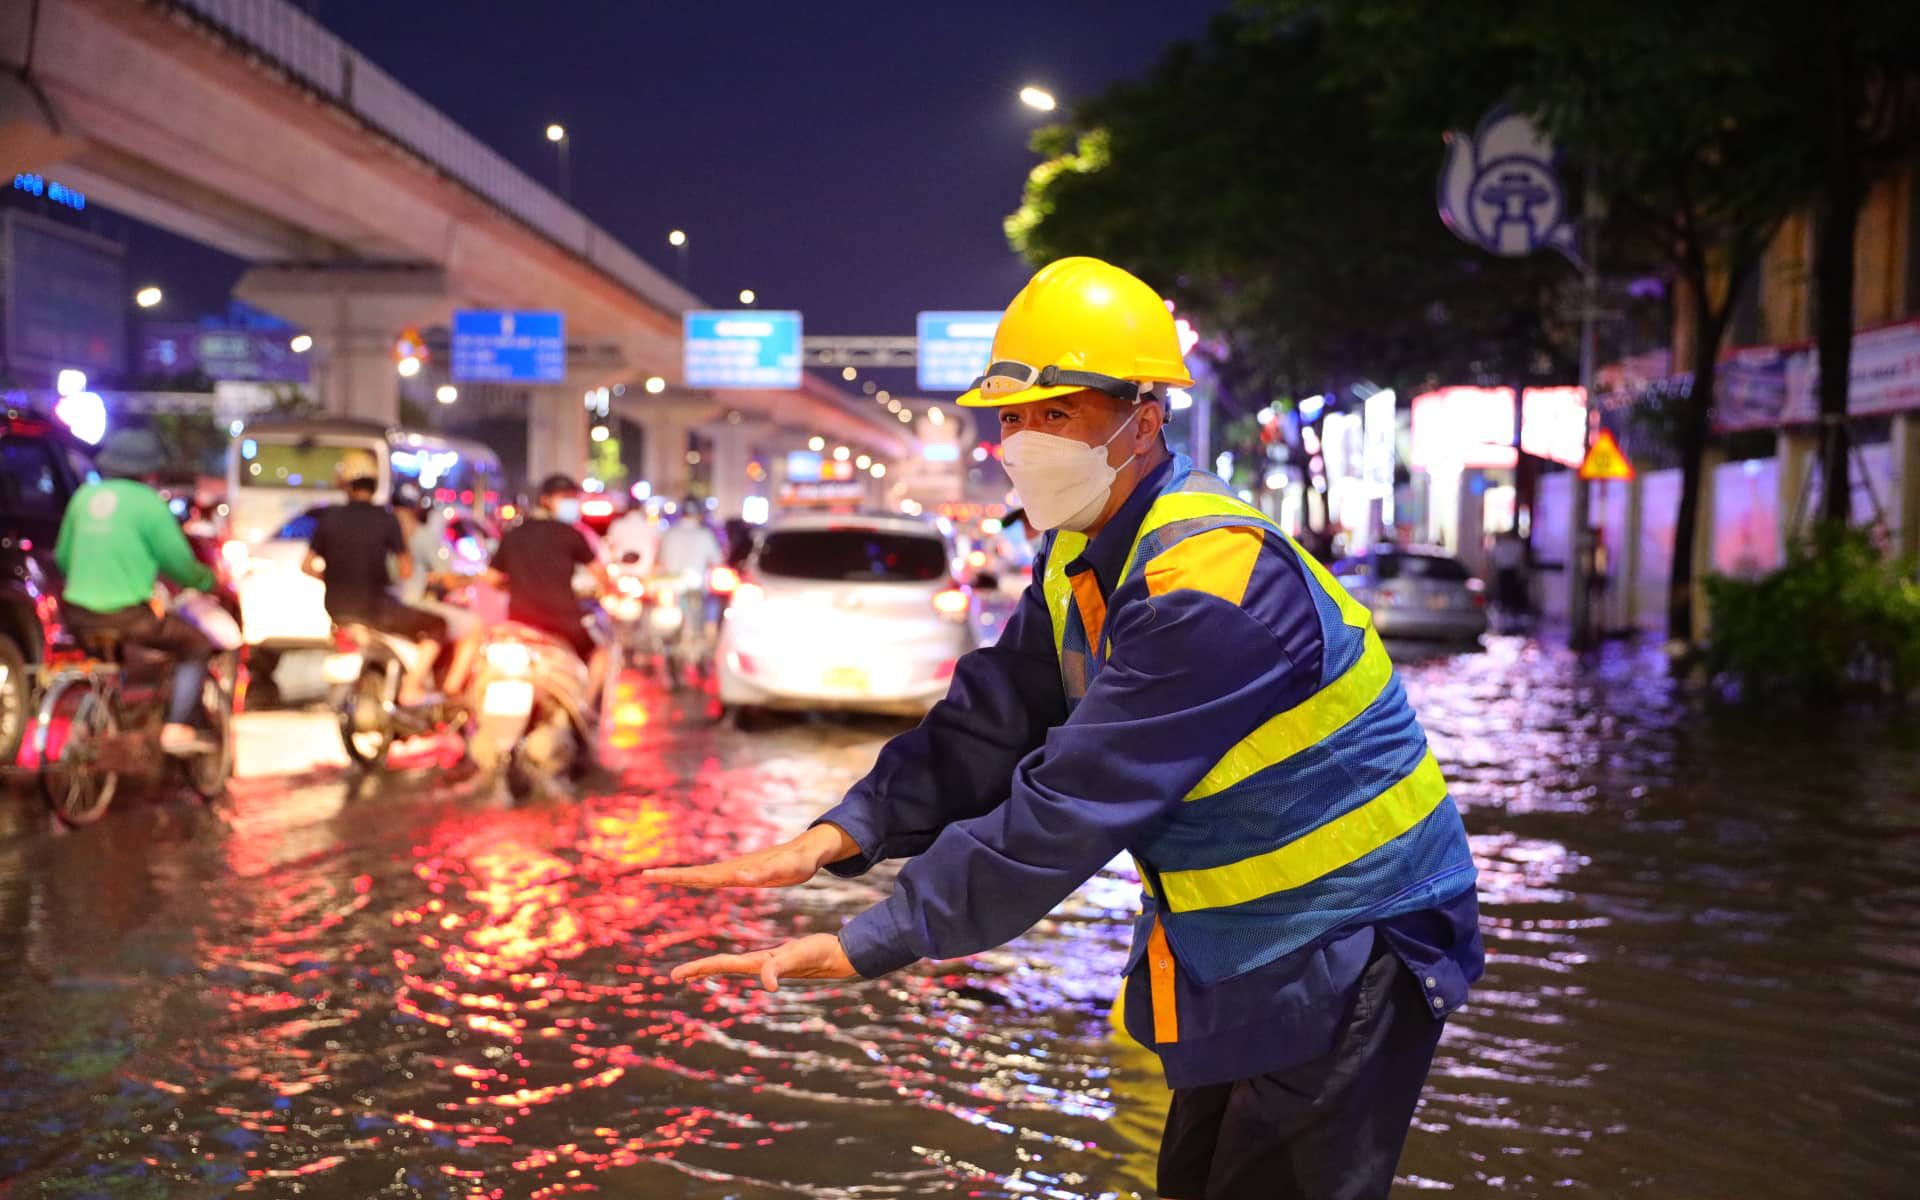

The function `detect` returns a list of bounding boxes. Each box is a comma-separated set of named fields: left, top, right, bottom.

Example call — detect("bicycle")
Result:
left=33, top=630, right=237, bottom=826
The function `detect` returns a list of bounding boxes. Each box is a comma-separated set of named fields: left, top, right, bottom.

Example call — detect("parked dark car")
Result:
left=0, top=411, right=99, bottom=764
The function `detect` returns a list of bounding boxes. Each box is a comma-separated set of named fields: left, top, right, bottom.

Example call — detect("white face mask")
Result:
left=1001, top=410, right=1139, bottom=533
left=552, top=497, right=582, bottom=524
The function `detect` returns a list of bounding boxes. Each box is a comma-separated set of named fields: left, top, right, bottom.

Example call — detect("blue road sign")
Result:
left=684, top=310, right=802, bottom=388
left=916, top=311, right=1001, bottom=392
left=451, top=310, right=566, bottom=382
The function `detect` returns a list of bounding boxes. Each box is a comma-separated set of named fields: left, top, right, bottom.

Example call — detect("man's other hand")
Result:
left=640, top=823, right=858, bottom=890
left=668, top=933, right=856, bottom=991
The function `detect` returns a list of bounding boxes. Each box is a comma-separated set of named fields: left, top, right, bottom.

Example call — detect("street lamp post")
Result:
left=545, top=123, right=570, bottom=201
left=668, top=229, right=689, bottom=285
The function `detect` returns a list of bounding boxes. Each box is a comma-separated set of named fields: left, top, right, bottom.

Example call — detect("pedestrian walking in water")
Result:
left=646, top=257, right=1483, bottom=1200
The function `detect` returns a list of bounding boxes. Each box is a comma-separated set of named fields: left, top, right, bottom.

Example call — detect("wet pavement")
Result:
left=1, top=638, right=1917, bottom=1197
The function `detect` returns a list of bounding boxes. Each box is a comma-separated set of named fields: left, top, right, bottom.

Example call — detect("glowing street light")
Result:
left=396, top=355, right=422, bottom=378
left=668, top=229, right=689, bottom=284
left=856, top=454, right=871, bottom=470
left=841, top=366, right=857, bottom=382
left=807, top=435, right=825, bottom=452
left=927, top=406, right=946, bottom=426
left=545, top=123, right=571, bottom=200
left=870, top=463, right=887, bottom=478
left=436, top=385, right=459, bottom=405
left=134, top=285, right=163, bottom=308
left=897, top=408, right=913, bottom=423
left=644, top=375, right=667, bottom=394
left=833, top=445, right=850, bottom=462
left=290, top=334, right=313, bottom=353
left=591, top=425, right=611, bottom=443
left=1020, top=85, right=1057, bottom=112
left=738, top=288, right=756, bottom=305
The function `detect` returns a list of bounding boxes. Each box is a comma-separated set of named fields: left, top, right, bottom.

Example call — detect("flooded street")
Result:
left=1, top=640, right=1917, bottom=1198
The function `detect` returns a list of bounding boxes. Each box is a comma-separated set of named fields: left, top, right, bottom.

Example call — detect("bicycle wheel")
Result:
left=188, top=653, right=237, bottom=800
left=337, top=661, right=396, bottom=772
left=41, top=681, right=120, bottom=826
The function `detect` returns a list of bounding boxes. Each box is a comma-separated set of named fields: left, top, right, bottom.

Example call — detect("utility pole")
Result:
left=1568, top=172, right=1600, bottom=651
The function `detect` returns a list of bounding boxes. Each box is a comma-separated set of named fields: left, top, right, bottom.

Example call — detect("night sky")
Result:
left=134, top=0, right=1225, bottom=359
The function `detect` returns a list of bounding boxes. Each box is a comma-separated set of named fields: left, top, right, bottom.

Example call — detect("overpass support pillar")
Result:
left=528, top=387, right=590, bottom=488
left=643, top=413, right=692, bottom=501
left=704, top=422, right=754, bottom=519
left=235, top=266, right=449, bottom=426
left=0, top=77, right=82, bottom=175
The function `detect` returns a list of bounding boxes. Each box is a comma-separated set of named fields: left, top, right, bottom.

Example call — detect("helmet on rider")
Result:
left=335, top=449, right=381, bottom=496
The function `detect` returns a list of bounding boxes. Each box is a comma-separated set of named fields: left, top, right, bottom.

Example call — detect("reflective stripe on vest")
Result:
left=1042, top=470, right=1461, bottom=946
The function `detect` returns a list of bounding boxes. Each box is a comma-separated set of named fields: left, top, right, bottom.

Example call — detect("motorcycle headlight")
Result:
left=484, top=641, right=533, bottom=674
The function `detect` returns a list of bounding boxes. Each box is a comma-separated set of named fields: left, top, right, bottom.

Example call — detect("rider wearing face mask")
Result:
left=649, top=257, right=1483, bottom=1200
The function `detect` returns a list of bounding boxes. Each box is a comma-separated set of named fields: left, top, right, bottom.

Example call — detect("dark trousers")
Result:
left=64, top=603, right=212, bottom=727
left=1157, top=940, right=1445, bottom=1200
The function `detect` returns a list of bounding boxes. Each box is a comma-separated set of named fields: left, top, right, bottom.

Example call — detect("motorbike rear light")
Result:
left=709, top=564, right=741, bottom=595
left=932, top=587, right=970, bottom=620
left=582, top=498, right=614, bottom=518
left=332, top=627, right=359, bottom=653
left=484, top=641, right=533, bottom=674
left=730, top=582, right=766, bottom=608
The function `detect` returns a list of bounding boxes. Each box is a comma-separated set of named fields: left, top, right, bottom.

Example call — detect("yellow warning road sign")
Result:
left=1578, top=429, right=1634, bottom=481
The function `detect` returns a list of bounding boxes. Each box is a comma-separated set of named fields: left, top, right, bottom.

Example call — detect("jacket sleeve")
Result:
left=836, top=582, right=1315, bottom=978
left=811, top=556, right=1068, bottom=876
left=145, top=491, right=215, bottom=591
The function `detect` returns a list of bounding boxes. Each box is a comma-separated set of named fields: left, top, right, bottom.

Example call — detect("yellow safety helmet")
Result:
left=335, top=449, right=380, bottom=487
left=956, top=256, right=1195, bottom=408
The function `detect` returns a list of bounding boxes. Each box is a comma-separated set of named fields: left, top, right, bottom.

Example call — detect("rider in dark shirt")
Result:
left=303, top=452, right=446, bottom=703
left=489, top=474, right=612, bottom=694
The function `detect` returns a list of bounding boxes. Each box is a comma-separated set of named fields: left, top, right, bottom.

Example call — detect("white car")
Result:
left=716, top=513, right=976, bottom=717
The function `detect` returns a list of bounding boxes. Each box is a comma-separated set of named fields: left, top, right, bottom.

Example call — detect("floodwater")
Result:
left=1, top=640, right=1916, bottom=1197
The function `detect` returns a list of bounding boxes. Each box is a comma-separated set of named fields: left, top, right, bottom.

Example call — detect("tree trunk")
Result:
left=1813, top=114, right=1865, bottom=525
left=1667, top=272, right=1738, bottom=645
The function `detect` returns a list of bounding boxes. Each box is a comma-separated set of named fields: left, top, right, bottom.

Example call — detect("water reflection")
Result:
left=1, top=643, right=1917, bottom=1197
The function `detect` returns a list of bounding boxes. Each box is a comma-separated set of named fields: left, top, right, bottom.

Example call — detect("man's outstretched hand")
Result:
left=669, top=933, right=857, bottom=991
left=640, top=823, right=859, bottom=890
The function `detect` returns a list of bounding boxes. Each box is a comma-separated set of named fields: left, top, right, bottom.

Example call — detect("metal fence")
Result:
left=167, top=0, right=698, bottom=317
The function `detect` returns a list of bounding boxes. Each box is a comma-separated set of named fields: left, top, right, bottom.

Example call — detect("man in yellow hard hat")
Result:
left=646, top=257, right=1483, bottom=1199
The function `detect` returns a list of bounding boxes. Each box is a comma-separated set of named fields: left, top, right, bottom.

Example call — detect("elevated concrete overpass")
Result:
left=0, top=0, right=911, bottom=494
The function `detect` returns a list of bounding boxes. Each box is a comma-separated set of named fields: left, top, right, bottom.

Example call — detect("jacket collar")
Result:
left=1062, top=453, right=1187, bottom=595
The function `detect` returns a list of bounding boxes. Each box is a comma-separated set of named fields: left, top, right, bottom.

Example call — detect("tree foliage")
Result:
left=1006, top=13, right=1575, bottom=412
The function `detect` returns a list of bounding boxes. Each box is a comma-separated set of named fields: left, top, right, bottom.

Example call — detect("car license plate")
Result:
left=823, top=666, right=867, bottom=692
left=482, top=679, right=535, bottom=717
left=322, top=652, right=364, bottom=684
left=1426, top=593, right=1453, bottom=611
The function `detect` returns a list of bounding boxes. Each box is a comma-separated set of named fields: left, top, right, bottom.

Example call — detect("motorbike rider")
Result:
left=393, top=483, right=482, bottom=694
left=53, top=427, right=220, bottom=756
left=488, top=474, right=613, bottom=701
left=656, top=497, right=725, bottom=642
left=604, top=501, right=660, bottom=572
left=302, top=452, right=445, bottom=704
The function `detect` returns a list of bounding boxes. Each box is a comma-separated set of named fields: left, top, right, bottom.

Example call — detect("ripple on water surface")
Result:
left=2, top=644, right=1918, bottom=1197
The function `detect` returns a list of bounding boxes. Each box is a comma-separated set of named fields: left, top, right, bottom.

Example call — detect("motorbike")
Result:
left=465, top=622, right=596, bottom=798
left=324, top=624, right=467, bottom=772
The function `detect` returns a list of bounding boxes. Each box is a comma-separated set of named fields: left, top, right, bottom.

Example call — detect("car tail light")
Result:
left=582, top=498, right=614, bottom=518
left=932, top=587, right=970, bottom=620
left=709, top=564, right=741, bottom=595
left=332, top=627, right=359, bottom=653
left=730, top=581, right=765, bottom=609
